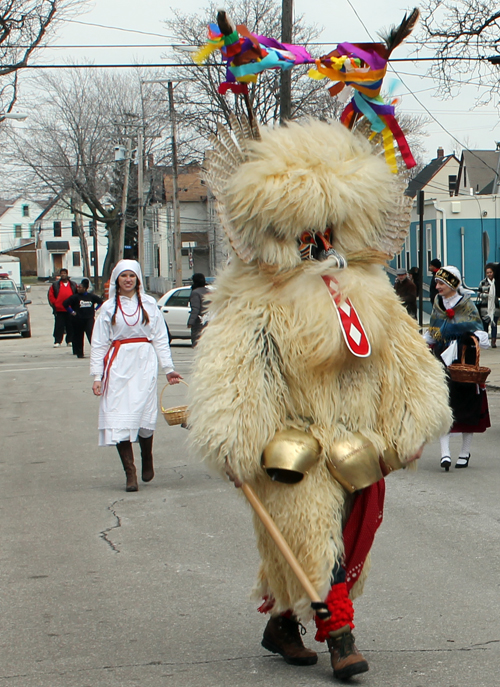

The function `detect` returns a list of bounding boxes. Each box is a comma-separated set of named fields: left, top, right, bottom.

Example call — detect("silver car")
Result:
left=157, top=287, right=192, bottom=341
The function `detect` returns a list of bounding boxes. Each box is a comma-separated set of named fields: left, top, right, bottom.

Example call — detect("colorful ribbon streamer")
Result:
left=195, top=21, right=416, bottom=171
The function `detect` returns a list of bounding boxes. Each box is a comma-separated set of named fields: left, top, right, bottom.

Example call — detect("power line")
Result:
left=66, top=19, right=176, bottom=40
left=6, top=40, right=498, bottom=49
left=6, top=53, right=500, bottom=70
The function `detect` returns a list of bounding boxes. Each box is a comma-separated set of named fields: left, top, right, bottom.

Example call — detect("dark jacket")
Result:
left=476, top=278, right=500, bottom=321
left=394, top=277, right=417, bottom=318
left=63, top=291, right=103, bottom=319
left=429, top=275, right=439, bottom=305
left=188, top=286, right=209, bottom=327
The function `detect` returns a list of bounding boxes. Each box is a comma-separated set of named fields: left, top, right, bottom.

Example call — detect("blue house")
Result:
left=389, top=146, right=500, bottom=311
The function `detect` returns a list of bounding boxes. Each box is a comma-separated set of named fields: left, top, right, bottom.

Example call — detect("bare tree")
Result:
left=418, top=0, right=500, bottom=101
left=8, top=68, right=172, bottom=280
left=0, top=0, right=89, bottom=117
left=162, top=0, right=342, bottom=154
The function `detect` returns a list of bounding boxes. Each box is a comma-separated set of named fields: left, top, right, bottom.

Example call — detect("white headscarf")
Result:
left=435, top=265, right=461, bottom=289
left=108, top=259, right=145, bottom=300
left=487, top=274, right=496, bottom=322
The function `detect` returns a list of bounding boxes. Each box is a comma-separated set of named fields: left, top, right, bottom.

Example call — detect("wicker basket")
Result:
left=160, top=380, right=189, bottom=426
left=448, top=337, right=490, bottom=384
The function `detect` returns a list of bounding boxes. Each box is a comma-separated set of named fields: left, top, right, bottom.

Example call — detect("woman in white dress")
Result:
left=90, top=260, right=182, bottom=491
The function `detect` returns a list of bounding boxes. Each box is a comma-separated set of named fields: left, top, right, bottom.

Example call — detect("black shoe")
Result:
left=440, top=456, right=451, bottom=472
left=456, top=454, right=470, bottom=469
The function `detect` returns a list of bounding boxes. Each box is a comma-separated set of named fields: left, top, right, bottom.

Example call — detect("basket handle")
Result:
left=160, top=379, right=189, bottom=412
left=460, top=336, right=480, bottom=370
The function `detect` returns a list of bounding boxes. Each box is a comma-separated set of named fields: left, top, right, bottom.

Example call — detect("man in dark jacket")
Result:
left=48, top=268, right=77, bottom=347
left=63, top=279, right=102, bottom=358
left=429, top=258, right=442, bottom=305
left=187, top=273, right=209, bottom=347
left=394, top=268, right=417, bottom=319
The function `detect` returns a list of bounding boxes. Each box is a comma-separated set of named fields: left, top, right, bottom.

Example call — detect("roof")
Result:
left=0, top=197, right=47, bottom=217
left=0, top=200, right=15, bottom=217
left=33, top=193, right=68, bottom=222
left=46, top=241, right=70, bottom=251
left=164, top=166, right=208, bottom=203
left=406, top=155, right=459, bottom=198
left=460, top=150, right=500, bottom=195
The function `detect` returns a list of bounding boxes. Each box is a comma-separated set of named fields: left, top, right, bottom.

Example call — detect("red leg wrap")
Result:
left=314, top=583, right=355, bottom=642
left=257, top=596, right=275, bottom=614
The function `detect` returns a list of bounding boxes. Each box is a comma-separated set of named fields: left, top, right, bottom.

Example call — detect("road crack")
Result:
left=99, top=499, right=122, bottom=553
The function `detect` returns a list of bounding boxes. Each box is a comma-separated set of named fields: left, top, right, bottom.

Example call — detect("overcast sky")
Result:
left=16, top=0, right=500, bottom=161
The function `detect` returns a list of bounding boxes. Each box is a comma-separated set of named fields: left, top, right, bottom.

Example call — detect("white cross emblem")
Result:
left=339, top=301, right=351, bottom=317
left=349, top=323, right=362, bottom=346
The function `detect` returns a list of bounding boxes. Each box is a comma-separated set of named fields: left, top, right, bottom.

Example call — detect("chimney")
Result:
left=437, top=147, right=444, bottom=158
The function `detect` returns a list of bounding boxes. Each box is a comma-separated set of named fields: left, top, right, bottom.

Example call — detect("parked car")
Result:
left=0, top=275, right=29, bottom=301
left=157, top=287, right=192, bottom=340
left=0, top=290, right=32, bottom=337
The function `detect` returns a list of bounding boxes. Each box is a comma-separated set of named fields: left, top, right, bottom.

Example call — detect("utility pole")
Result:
left=118, top=136, right=132, bottom=261
left=417, top=190, right=424, bottom=328
left=92, top=219, right=99, bottom=291
left=280, top=0, right=293, bottom=124
left=168, top=81, right=183, bottom=287
left=137, top=129, right=145, bottom=276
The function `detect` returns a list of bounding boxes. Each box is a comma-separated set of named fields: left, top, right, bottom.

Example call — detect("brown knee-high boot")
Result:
left=138, top=434, right=154, bottom=482
left=116, top=441, right=138, bottom=492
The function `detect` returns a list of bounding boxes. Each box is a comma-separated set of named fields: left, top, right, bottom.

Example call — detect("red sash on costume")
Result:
left=322, top=275, right=371, bottom=357
left=343, top=479, right=385, bottom=591
left=101, top=337, right=151, bottom=393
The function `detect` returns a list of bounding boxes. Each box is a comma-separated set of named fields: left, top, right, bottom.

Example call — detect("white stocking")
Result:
left=440, top=434, right=451, bottom=458
left=460, top=432, right=473, bottom=458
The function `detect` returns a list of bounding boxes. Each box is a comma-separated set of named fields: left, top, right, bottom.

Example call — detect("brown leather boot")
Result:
left=327, top=625, right=369, bottom=680
left=262, top=615, right=318, bottom=666
left=116, top=441, right=138, bottom=492
left=138, top=435, right=154, bottom=482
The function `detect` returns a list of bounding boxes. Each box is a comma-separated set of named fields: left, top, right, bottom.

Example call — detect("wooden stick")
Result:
left=241, top=482, right=330, bottom=618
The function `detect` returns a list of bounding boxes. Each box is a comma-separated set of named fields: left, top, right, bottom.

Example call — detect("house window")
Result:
left=22, top=205, right=29, bottom=217
left=14, top=224, right=22, bottom=238
left=426, top=224, right=433, bottom=272
left=405, top=234, right=411, bottom=271
left=448, top=175, right=457, bottom=196
left=72, top=251, right=81, bottom=267
left=29, top=224, right=34, bottom=238
left=71, top=222, right=78, bottom=237
left=396, top=252, right=402, bottom=269
left=53, top=221, right=62, bottom=237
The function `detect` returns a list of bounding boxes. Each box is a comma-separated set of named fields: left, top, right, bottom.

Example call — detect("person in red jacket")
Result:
left=48, top=268, right=77, bottom=347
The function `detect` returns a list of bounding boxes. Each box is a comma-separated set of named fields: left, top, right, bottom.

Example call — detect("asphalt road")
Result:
left=1, top=285, right=500, bottom=687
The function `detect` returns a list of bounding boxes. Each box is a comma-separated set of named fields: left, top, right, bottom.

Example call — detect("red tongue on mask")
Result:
left=315, top=231, right=333, bottom=252
left=299, top=228, right=333, bottom=253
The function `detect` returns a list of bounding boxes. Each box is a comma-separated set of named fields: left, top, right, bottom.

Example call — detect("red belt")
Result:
left=102, top=337, right=151, bottom=393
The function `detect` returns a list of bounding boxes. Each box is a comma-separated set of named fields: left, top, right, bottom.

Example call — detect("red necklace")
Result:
left=118, top=295, right=141, bottom=326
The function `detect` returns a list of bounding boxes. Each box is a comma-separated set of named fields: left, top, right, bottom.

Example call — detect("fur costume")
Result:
left=188, top=118, right=452, bottom=622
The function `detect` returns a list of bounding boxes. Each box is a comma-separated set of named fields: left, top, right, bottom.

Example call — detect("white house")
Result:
left=0, top=197, right=44, bottom=253
left=34, top=195, right=107, bottom=281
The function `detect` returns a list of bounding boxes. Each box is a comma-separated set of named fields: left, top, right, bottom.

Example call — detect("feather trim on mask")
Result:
left=203, top=117, right=412, bottom=266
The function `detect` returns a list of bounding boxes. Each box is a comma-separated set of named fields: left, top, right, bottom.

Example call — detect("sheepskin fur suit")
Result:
left=188, top=119, right=452, bottom=623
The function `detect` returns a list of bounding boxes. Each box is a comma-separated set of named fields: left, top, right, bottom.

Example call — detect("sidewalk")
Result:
left=480, top=345, right=500, bottom=390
